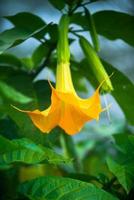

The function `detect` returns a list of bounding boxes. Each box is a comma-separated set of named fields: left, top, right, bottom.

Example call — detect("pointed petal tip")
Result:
left=11, top=104, right=27, bottom=113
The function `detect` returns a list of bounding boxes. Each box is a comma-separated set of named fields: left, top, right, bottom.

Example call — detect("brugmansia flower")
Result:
left=14, top=66, right=103, bottom=135
left=13, top=15, right=108, bottom=135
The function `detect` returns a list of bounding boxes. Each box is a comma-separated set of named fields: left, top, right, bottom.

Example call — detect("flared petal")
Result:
left=28, top=108, right=61, bottom=133
left=79, top=88, right=102, bottom=120
left=51, top=84, right=102, bottom=120
left=13, top=82, right=103, bottom=135
left=12, top=105, right=60, bottom=133
left=59, top=103, right=92, bottom=135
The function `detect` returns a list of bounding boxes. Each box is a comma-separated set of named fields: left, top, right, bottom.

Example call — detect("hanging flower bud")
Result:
left=79, top=36, right=113, bottom=92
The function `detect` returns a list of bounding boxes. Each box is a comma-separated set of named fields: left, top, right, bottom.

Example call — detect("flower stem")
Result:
left=60, top=131, right=82, bottom=173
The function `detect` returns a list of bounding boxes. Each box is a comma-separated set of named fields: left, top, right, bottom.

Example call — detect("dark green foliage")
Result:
left=48, top=0, right=65, bottom=10
left=0, top=136, right=70, bottom=166
left=107, top=134, right=134, bottom=192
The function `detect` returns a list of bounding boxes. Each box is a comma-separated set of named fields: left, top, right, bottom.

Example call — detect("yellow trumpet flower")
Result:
left=13, top=15, right=106, bottom=135
left=13, top=65, right=103, bottom=135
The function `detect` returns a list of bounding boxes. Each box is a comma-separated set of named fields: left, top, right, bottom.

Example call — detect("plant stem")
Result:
left=60, top=132, right=82, bottom=172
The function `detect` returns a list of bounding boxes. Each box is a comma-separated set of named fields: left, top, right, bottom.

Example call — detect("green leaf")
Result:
left=49, top=0, right=65, bottom=10
left=0, top=26, right=46, bottom=53
left=0, top=53, right=22, bottom=68
left=0, top=135, right=17, bottom=153
left=32, top=42, right=51, bottom=69
left=0, top=12, right=48, bottom=53
left=77, top=59, right=134, bottom=125
left=33, top=80, right=51, bottom=110
left=107, top=134, right=134, bottom=193
left=71, top=11, right=134, bottom=47
left=21, top=57, right=34, bottom=70
left=5, top=12, right=47, bottom=40
left=0, top=81, right=33, bottom=104
left=47, top=24, right=58, bottom=42
left=5, top=105, right=44, bottom=143
left=0, top=136, right=70, bottom=165
left=23, top=32, right=56, bottom=70
left=19, top=176, right=118, bottom=200
left=5, top=12, right=46, bottom=32
left=0, top=65, right=18, bottom=81
left=102, top=60, right=134, bottom=125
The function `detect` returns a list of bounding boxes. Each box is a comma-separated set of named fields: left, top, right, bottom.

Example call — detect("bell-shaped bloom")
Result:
left=14, top=62, right=104, bottom=135
left=13, top=15, right=108, bottom=135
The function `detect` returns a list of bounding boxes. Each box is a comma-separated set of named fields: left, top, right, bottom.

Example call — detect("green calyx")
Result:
left=57, top=14, right=70, bottom=64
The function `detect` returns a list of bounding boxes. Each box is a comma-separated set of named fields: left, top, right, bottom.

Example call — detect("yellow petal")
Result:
left=59, top=103, right=92, bottom=135
left=12, top=105, right=60, bottom=133
left=51, top=84, right=102, bottom=120
left=79, top=88, right=102, bottom=120
left=28, top=108, right=60, bottom=133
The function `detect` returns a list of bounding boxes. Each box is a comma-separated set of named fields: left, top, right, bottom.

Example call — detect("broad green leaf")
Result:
left=49, top=0, right=65, bottom=10
left=114, top=134, right=134, bottom=153
left=71, top=11, right=134, bottom=47
left=77, top=59, right=134, bottom=125
left=22, top=35, right=56, bottom=70
left=0, top=135, right=17, bottom=153
left=0, top=53, right=22, bottom=68
left=0, top=81, right=32, bottom=104
left=19, top=176, right=118, bottom=200
left=0, top=136, right=70, bottom=165
left=5, top=12, right=58, bottom=41
left=0, top=26, right=47, bottom=54
left=0, top=69, right=37, bottom=109
left=33, top=80, right=51, bottom=110
left=47, top=24, right=58, bottom=42
left=102, top=60, right=134, bottom=125
left=0, top=66, right=17, bottom=81
left=32, top=42, right=51, bottom=69
left=5, top=12, right=46, bottom=40
left=5, top=12, right=46, bottom=32
left=0, top=12, right=48, bottom=53
left=107, top=134, right=134, bottom=192
left=32, top=44, right=47, bottom=68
